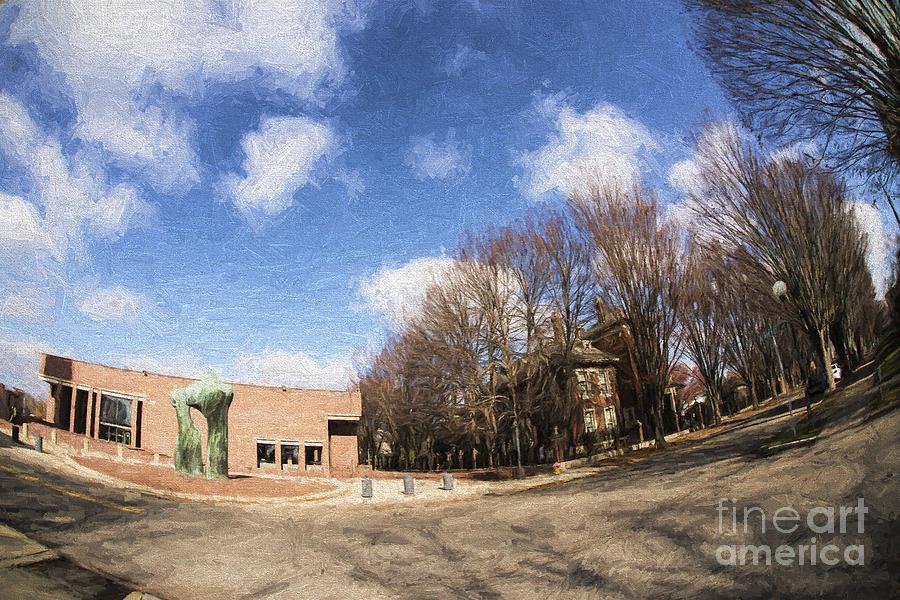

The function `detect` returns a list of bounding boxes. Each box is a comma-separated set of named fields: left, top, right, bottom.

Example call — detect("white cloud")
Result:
left=768, top=140, right=820, bottom=166
left=119, top=351, right=212, bottom=380
left=0, top=94, right=154, bottom=322
left=0, top=192, right=54, bottom=258
left=358, top=256, right=454, bottom=329
left=232, top=349, right=354, bottom=390
left=0, top=94, right=153, bottom=256
left=444, top=44, right=486, bottom=77
left=117, top=348, right=353, bottom=389
left=75, top=102, right=199, bottom=195
left=849, top=202, right=893, bottom=297
left=0, top=337, right=54, bottom=395
left=78, top=286, right=147, bottom=323
left=405, top=131, right=473, bottom=180
left=223, top=116, right=336, bottom=223
left=6, top=0, right=354, bottom=194
left=667, top=158, right=703, bottom=197
left=518, top=98, right=658, bottom=199
left=335, top=168, right=366, bottom=200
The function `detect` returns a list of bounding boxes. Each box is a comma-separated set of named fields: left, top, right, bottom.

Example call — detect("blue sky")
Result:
left=0, top=0, right=892, bottom=393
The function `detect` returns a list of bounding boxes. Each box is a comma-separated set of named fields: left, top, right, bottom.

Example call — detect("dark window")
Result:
left=257, top=442, right=276, bottom=467
left=281, top=443, right=300, bottom=467
left=73, top=389, right=88, bottom=435
left=98, top=394, right=132, bottom=445
left=134, top=401, right=143, bottom=448
left=56, top=384, right=72, bottom=429
left=89, top=392, right=97, bottom=437
left=305, top=445, right=322, bottom=467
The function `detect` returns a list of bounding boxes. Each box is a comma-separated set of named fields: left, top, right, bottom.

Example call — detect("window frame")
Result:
left=304, top=442, right=323, bottom=468
left=280, top=441, right=300, bottom=468
left=256, top=440, right=277, bottom=468
left=98, top=393, right=133, bottom=445
left=583, top=408, right=597, bottom=433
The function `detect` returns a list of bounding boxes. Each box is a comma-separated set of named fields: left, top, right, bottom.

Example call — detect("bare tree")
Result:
left=491, top=218, right=553, bottom=475
left=711, top=259, right=769, bottom=408
left=681, top=244, right=728, bottom=424
left=533, top=210, right=597, bottom=450
left=570, top=184, right=685, bottom=448
left=687, top=123, right=872, bottom=391
left=685, top=0, right=900, bottom=214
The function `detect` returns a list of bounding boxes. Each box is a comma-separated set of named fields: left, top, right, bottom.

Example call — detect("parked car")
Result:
left=831, top=363, right=842, bottom=382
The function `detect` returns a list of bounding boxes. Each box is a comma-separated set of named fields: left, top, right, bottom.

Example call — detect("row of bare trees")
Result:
left=359, top=122, right=888, bottom=470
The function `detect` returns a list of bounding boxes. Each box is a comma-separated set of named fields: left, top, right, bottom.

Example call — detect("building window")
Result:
left=56, top=384, right=72, bottom=429
left=305, top=444, right=323, bottom=468
left=596, top=370, right=612, bottom=395
left=604, top=406, right=618, bottom=431
left=98, top=394, right=132, bottom=445
left=281, top=442, right=300, bottom=468
left=583, top=408, right=597, bottom=433
left=257, top=441, right=276, bottom=467
left=575, top=370, right=593, bottom=402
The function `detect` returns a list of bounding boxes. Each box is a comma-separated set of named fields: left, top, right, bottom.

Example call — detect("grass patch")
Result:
left=873, top=328, right=900, bottom=382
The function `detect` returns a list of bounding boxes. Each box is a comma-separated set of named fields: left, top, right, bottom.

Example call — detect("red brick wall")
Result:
left=40, top=354, right=361, bottom=474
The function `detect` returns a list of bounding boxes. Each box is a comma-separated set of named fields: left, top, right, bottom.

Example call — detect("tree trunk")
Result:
left=513, top=417, right=524, bottom=477
left=819, top=327, right=836, bottom=390
left=710, top=391, right=722, bottom=425
left=650, top=391, right=667, bottom=448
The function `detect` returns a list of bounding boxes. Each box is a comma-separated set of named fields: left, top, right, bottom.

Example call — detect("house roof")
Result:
left=549, top=338, right=619, bottom=367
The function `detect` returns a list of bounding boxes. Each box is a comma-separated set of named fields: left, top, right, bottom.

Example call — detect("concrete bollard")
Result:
left=441, top=472, right=454, bottom=491
left=82, top=439, right=89, bottom=454
left=34, top=435, right=42, bottom=454
left=11, top=425, right=19, bottom=443
left=51, top=430, right=57, bottom=444
left=361, top=477, right=373, bottom=498
left=152, top=453, right=160, bottom=465
left=21, top=422, right=28, bottom=438
left=402, top=474, right=415, bottom=496
left=116, top=444, right=124, bottom=460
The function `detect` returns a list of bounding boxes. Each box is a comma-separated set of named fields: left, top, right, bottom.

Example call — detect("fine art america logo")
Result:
left=715, top=498, right=868, bottom=566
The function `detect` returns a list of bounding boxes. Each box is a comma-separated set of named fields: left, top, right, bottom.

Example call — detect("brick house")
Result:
left=548, top=333, right=623, bottom=451
left=38, top=354, right=361, bottom=476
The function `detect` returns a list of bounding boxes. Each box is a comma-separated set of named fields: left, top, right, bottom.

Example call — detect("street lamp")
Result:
left=771, top=280, right=794, bottom=426
left=769, top=280, right=790, bottom=395
left=772, top=280, right=788, bottom=299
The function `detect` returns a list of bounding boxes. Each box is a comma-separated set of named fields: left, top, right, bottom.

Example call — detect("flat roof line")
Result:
left=41, top=353, right=356, bottom=395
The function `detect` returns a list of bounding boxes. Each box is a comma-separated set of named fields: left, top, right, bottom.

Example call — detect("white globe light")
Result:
left=772, top=280, right=788, bottom=298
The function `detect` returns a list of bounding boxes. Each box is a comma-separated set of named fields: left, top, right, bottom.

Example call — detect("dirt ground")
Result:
left=1, top=374, right=898, bottom=599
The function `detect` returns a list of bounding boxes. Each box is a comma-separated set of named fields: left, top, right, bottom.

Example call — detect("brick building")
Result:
left=0, top=383, right=26, bottom=422
left=38, top=354, right=361, bottom=475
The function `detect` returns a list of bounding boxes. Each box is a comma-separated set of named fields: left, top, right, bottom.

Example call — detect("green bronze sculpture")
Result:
left=171, top=391, right=202, bottom=476
left=171, top=373, right=234, bottom=479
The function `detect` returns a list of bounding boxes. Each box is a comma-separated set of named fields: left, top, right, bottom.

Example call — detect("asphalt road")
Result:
left=1, top=378, right=898, bottom=599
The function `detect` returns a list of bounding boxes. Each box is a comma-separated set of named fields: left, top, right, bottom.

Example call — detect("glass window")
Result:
left=604, top=406, right=618, bottom=430
left=305, top=444, right=322, bottom=467
left=281, top=443, right=300, bottom=467
left=257, top=442, right=276, bottom=467
left=596, top=370, right=612, bottom=395
left=98, top=394, right=132, bottom=445
left=583, top=408, right=597, bottom=433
